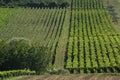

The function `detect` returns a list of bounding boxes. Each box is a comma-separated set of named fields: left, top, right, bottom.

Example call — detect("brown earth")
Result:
left=18, top=74, right=120, bottom=80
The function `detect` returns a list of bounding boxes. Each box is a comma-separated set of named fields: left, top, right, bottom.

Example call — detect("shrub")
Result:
left=0, top=38, right=52, bottom=74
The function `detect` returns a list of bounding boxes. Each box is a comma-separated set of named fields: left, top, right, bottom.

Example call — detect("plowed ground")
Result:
left=19, top=74, right=120, bottom=80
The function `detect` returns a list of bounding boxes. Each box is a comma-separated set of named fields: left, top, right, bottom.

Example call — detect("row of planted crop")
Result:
left=0, top=8, right=18, bottom=29
left=0, top=7, right=65, bottom=47
left=46, top=8, right=65, bottom=50
left=66, top=0, right=120, bottom=73
left=67, top=7, right=120, bottom=69
left=66, top=35, right=120, bottom=69
left=67, top=5, right=120, bottom=68
left=70, top=9, right=118, bottom=38
left=0, top=70, right=35, bottom=79
left=72, top=0, right=105, bottom=9
left=0, top=8, right=50, bottom=40
left=50, top=8, right=66, bottom=65
left=0, top=7, right=66, bottom=67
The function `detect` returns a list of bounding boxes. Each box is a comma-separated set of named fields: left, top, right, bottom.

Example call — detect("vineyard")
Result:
left=0, top=7, right=69, bottom=68
left=65, top=0, right=120, bottom=73
left=0, top=8, right=18, bottom=28
left=0, top=0, right=120, bottom=75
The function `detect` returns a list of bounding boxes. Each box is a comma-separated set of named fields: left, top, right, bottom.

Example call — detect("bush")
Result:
left=0, top=70, right=35, bottom=79
left=60, top=2, right=70, bottom=8
left=0, top=38, right=52, bottom=74
left=28, top=46, right=52, bottom=74
left=48, top=1, right=58, bottom=8
left=0, top=0, right=70, bottom=8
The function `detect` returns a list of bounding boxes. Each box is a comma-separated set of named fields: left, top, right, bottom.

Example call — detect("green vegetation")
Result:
left=0, top=70, right=35, bottom=79
left=0, top=8, right=18, bottom=29
left=65, top=0, right=120, bottom=73
left=54, top=9, right=70, bottom=69
left=107, top=0, right=120, bottom=32
left=0, top=7, right=68, bottom=69
left=0, top=0, right=70, bottom=8
left=0, top=38, right=52, bottom=74
left=1, top=76, right=23, bottom=80
left=0, top=0, right=120, bottom=77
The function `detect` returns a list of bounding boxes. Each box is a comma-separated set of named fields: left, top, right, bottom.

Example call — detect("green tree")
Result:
left=0, top=40, right=9, bottom=70
left=28, top=46, right=52, bottom=74
left=0, top=38, right=52, bottom=74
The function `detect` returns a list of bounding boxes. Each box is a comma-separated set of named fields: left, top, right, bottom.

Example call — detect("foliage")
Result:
left=0, top=70, right=35, bottom=79
left=0, top=7, right=67, bottom=70
left=66, top=0, right=120, bottom=73
left=0, top=8, right=17, bottom=29
left=0, top=0, right=70, bottom=8
left=0, top=38, right=52, bottom=74
left=28, top=45, right=52, bottom=74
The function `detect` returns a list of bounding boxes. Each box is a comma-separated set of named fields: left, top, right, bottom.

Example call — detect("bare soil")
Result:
left=18, top=74, right=120, bottom=80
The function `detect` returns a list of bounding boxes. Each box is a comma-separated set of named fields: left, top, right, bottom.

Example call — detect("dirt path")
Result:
left=53, top=9, right=70, bottom=69
left=18, top=74, right=120, bottom=80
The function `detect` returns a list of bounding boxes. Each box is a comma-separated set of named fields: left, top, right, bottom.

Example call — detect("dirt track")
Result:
left=19, top=74, right=120, bottom=80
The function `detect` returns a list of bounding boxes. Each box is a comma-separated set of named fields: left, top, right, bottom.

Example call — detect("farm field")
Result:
left=65, top=0, right=120, bottom=73
left=0, top=0, right=120, bottom=75
left=0, top=7, right=70, bottom=69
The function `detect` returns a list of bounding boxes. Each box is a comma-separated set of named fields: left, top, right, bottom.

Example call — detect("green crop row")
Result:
left=0, top=70, right=35, bottom=79
left=66, top=0, right=120, bottom=73
left=0, top=8, right=18, bottom=29
left=72, top=0, right=105, bottom=9
left=0, top=7, right=67, bottom=68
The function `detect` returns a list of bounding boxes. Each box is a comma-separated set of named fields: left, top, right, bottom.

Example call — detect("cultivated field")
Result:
left=0, top=7, right=70, bottom=69
left=65, top=0, right=120, bottom=73
left=0, top=0, right=120, bottom=74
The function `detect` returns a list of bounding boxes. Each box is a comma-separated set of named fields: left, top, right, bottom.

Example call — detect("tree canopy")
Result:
left=0, top=0, right=70, bottom=8
left=0, top=38, right=52, bottom=74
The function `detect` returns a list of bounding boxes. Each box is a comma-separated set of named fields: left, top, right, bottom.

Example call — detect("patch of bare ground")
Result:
left=18, top=74, right=120, bottom=80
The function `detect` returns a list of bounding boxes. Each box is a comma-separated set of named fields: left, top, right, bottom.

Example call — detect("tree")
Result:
left=0, top=38, right=31, bottom=70
left=28, top=46, right=52, bottom=74
left=0, top=40, right=9, bottom=70
left=0, top=38, right=52, bottom=74
left=0, top=0, right=70, bottom=8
